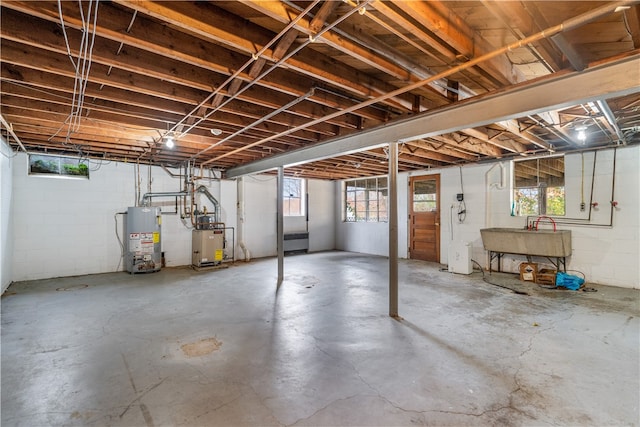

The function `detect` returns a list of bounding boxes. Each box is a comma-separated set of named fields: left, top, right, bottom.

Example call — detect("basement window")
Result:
left=28, top=154, right=89, bottom=179
left=513, top=156, right=565, bottom=216
left=344, top=177, right=388, bottom=222
left=283, top=177, right=305, bottom=216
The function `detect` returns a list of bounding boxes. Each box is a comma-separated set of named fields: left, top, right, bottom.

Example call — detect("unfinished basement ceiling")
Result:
left=1, top=1, right=639, bottom=180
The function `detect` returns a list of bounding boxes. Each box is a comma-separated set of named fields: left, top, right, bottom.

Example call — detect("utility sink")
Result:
left=480, top=228, right=572, bottom=258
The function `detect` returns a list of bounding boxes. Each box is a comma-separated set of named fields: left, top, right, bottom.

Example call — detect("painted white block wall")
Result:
left=242, top=175, right=277, bottom=259
left=335, top=145, right=640, bottom=289
left=9, top=154, right=231, bottom=280
left=307, top=179, right=336, bottom=253
left=334, top=176, right=407, bottom=257
left=1, top=141, right=15, bottom=293
left=9, top=158, right=336, bottom=281
left=239, top=175, right=335, bottom=259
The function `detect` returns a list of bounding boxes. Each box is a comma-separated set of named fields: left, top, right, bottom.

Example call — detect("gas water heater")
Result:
left=125, top=206, right=162, bottom=273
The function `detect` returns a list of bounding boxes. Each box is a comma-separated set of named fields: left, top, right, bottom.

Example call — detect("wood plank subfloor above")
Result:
left=2, top=1, right=639, bottom=179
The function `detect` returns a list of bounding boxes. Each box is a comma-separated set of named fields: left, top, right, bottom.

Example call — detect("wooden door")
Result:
left=409, top=174, right=440, bottom=262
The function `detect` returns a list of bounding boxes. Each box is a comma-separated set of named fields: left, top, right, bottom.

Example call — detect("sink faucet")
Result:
left=534, top=215, right=557, bottom=232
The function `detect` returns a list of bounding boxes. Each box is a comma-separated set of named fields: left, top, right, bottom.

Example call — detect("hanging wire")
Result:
left=57, top=0, right=77, bottom=70
left=50, top=0, right=100, bottom=143
left=0, top=127, right=19, bottom=159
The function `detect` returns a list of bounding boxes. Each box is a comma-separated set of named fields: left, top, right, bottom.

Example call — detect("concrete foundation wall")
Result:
left=9, top=155, right=230, bottom=280
left=9, top=157, right=335, bottom=281
left=307, top=179, right=336, bottom=253
left=336, top=145, right=640, bottom=289
left=7, top=144, right=637, bottom=288
left=239, top=175, right=335, bottom=259
left=1, top=140, right=14, bottom=293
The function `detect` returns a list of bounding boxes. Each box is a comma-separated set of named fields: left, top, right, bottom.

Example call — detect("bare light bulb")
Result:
left=165, top=136, right=175, bottom=148
left=577, top=130, right=586, bottom=141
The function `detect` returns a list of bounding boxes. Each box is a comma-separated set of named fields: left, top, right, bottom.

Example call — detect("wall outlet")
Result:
left=580, top=202, right=585, bottom=211
left=456, top=193, right=464, bottom=201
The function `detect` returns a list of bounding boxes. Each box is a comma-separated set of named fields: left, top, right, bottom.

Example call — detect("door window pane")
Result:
left=413, top=180, right=437, bottom=212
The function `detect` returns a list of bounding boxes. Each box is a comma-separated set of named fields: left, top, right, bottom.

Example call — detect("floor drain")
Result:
left=56, top=284, right=89, bottom=292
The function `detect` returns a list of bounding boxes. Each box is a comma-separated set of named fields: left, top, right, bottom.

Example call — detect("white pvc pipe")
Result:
left=484, top=162, right=506, bottom=228
left=237, top=177, right=251, bottom=261
left=484, top=162, right=506, bottom=270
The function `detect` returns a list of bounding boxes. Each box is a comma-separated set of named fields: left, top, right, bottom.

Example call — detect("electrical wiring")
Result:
left=472, top=259, right=529, bottom=296
left=1, top=129, right=19, bottom=159
left=57, top=0, right=77, bottom=70
left=457, top=166, right=466, bottom=223
left=70, top=0, right=100, bottom=134
left=87, top=158, right=111, bottom=171
left=174, top=0, right=322, bottom=143
left=457, top=200, right=467, bottom=223
left=50, top=0, right=100, bottom=143
left=4, top=81, right=177, bottom=127
left=248, top=175, right=277, bottom=182
left=182, top=0, right=372, bottom=146
left=114, top=212, right=126, bottom=271
left=0, top=145, right=19, bottom=159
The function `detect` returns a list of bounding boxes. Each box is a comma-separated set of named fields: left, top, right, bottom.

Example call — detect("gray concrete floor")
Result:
left=2, top=251, right=639, bottom=427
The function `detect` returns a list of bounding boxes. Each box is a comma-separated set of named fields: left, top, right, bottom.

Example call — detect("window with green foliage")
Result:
left=344, top=177, right=388, bottom=222
left=513, top=156, right=565, bottom=216
left=29, top=154, right=89, bottom=178
left=283, top=177, right=305, bottom=216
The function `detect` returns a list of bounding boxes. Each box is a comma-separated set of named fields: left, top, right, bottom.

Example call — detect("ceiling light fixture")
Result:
left=576, top=126, right=587, bottom=143
left=210, top=128, right=222, bottom=136
left=165, top=134, right=175, bottom=149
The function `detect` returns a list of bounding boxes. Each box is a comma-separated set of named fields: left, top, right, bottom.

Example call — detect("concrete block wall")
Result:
left=9, top=155, right=229, bottom=280
left=242, top=175, right=277, bottom=259
left=335, top=145, right=640, bottom=289
left=7, top=154, right=336, bottom=282
left=307, top=179, right=337, bottom=253
left=562, top=148, right=640, bottom=287
left=239, top=175, right=336, bottom=259
left=1, top=140, right=15, bottom=293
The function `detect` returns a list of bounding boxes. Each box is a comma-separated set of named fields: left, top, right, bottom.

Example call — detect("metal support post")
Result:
left=277, top=166, right=285, bottom=285
left=389, top=141, right=399, bottom=318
